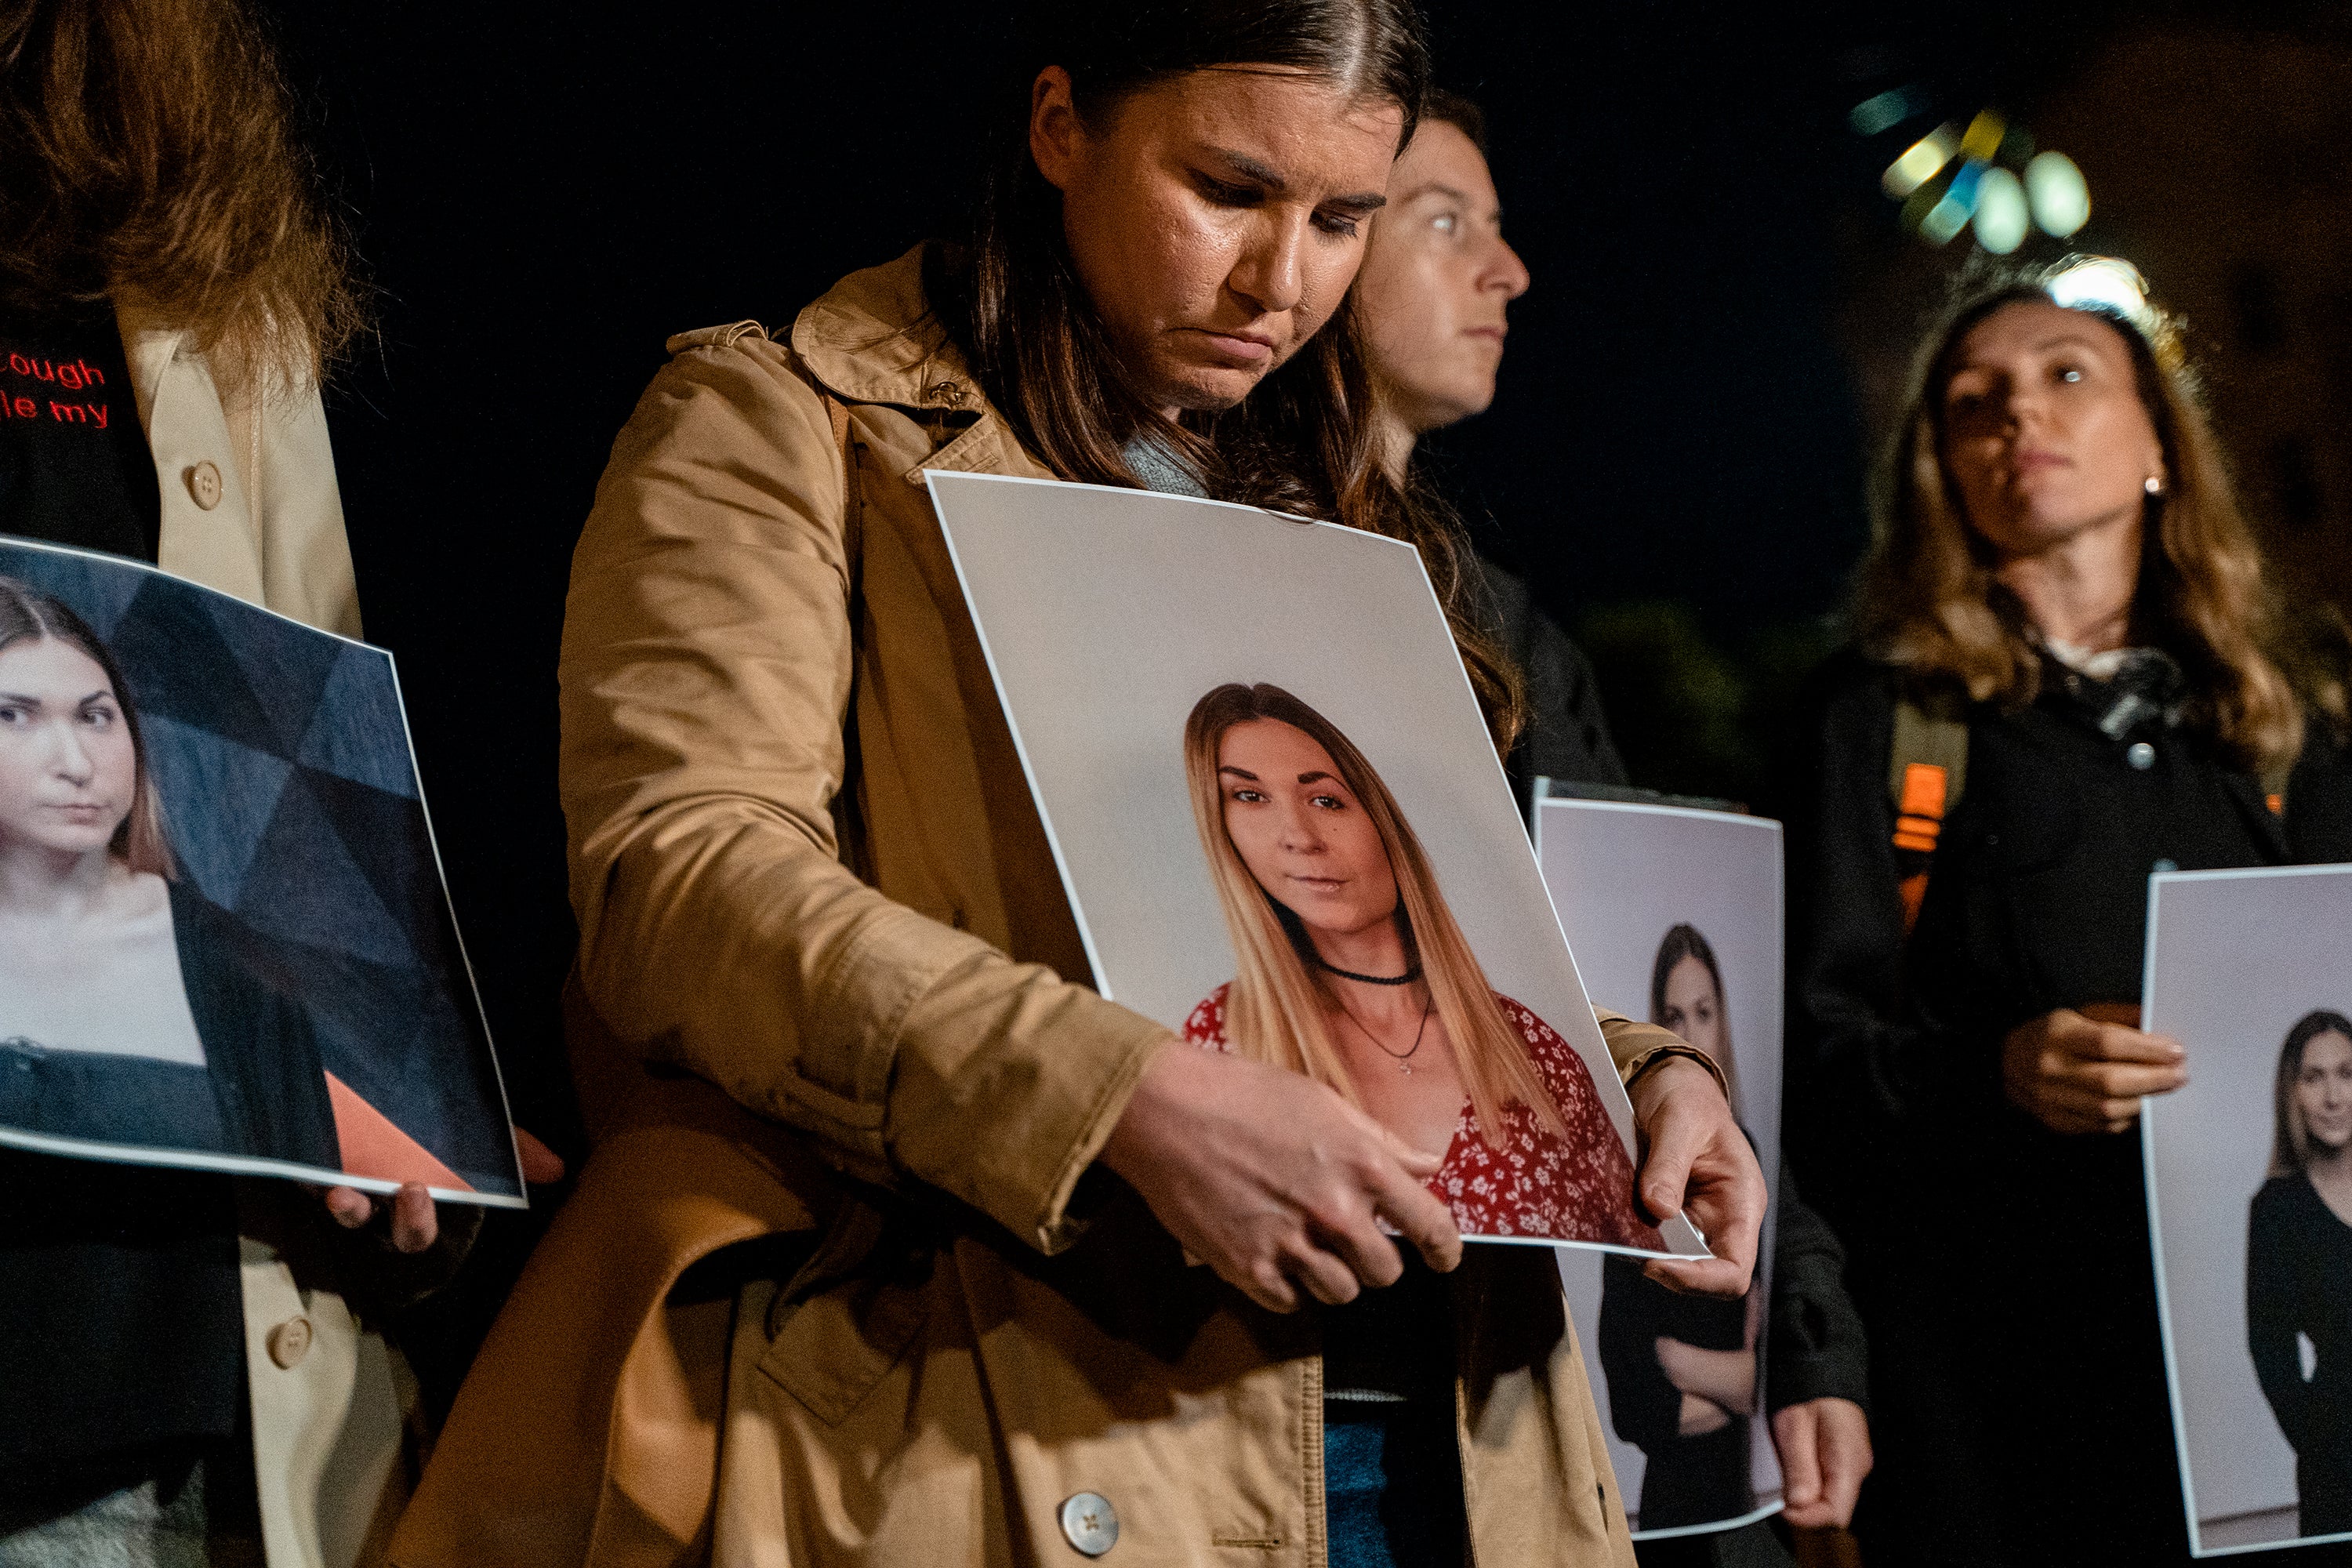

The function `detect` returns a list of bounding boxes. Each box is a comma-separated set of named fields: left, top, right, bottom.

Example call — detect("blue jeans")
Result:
left=1324, top=1399, right=1467, bottom=1567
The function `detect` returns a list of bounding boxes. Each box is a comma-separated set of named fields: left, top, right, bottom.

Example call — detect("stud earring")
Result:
left=2145, top=475, right=2164, bottom=495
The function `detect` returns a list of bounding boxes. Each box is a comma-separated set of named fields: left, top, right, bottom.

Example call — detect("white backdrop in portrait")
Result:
left=1538, top=799, right=1786, bottom=1534
left=927, top=471, right=1702, bottom=1258
left=2147, top=864, right=2352, bottom=1555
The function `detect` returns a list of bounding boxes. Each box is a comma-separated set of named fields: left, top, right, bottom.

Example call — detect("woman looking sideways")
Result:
left=402, top=5, right=1764, bottom=1564
left=1787, top=260, right=2352, bottom=1566
left=2249, top=1008, right=2352, bottom=1538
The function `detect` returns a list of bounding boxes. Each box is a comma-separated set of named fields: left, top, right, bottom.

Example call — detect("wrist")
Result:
left=1629, top=1053, right=1721, bottom=1120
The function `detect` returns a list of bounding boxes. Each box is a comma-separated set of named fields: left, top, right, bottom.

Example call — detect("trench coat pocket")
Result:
left=756, top=1274, right=931, bottom=1427
left=755, top=1221, right=933, bottom=1426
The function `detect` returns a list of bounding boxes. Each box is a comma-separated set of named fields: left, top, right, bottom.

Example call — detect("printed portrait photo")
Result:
left=927, top=471, right=1705, bottom=1258
left=1538, top=797, right=1787, bottom=1535
left=2146, top=864, right=2352, bottom=1555
left=0, top=538, right=522, bottom=1204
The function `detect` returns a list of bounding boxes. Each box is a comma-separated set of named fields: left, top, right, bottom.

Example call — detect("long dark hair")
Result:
left=926, top=0, right=1524, bottom=748
left=2270, top=1007, right=2352, bottom=1178
left=1854, top=258, right=2337, bottom=776
left=0, top=0, right=361, bottom=390
left=0, top=574, right=174, bottom=877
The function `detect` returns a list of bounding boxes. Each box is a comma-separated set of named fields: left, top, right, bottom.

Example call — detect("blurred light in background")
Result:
left=1883, top=122, right=1960, bottom=198
left=2026, top=151, right=2091, bottom=236
left=1849, top=85, right=1923, bottom=136
left=1853, top=85, right=2089, bottom=255
left=1973, top=166, right=2029, bottom=253
left=1921, top=159, right=1985, bottom=245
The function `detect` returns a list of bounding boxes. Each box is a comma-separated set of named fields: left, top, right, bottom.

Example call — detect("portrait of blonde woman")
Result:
left=2249, top=1007, right=2352, bottom=1539
left=1179, top=680, right=1661, bottom=1249
left=1599, top=924, right=1766, bottom=1529
left=0, top=575, right=339, bottom=1169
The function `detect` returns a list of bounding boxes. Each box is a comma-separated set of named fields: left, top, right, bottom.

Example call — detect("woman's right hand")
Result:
left=1100, top=1041, right=1461, bottom=1313
left=2001, top=1003, right=2187, bottom=1135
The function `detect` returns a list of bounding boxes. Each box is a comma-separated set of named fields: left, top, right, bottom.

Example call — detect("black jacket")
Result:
left=1472, top=559, right=1628, bottom=814
left=1786, top=648, right=2352, bottom=1566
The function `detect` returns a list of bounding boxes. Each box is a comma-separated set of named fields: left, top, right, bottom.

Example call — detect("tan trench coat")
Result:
left=111, top=303, right=417, bottom=1568
left=394, top=249, right=1704, bottom=1568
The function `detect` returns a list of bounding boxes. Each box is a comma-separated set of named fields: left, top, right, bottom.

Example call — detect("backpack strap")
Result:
left=1887, top=695, right=1970, bottom=936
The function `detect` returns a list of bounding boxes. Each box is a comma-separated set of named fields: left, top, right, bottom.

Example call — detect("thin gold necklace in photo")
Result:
left=1332, top=985, right=1435, bottom=1076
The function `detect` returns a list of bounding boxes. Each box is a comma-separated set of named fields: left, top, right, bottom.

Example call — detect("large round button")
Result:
left=1059, top=1493, right=1118, bottom=1557
left=187, top=460, right=223, bottom=510
left=267, top=1315, right=313, bottom=1368
left=2126, top=741, right=2157, bottom=771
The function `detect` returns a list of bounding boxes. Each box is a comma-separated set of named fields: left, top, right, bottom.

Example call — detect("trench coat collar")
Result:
left=791, top=244, right=1055, bottom=485
left=791, top=244, right=975, bottom=415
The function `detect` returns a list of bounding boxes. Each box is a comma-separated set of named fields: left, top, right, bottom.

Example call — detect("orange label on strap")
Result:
left=1899, top=761, right=1948, bottom=821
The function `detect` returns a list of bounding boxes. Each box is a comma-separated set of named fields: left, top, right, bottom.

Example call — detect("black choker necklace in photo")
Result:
left=1315, top=955, right=1421, bottom=986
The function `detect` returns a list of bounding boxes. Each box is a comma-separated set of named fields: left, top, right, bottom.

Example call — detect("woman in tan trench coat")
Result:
left=396, top=2, right=1765, bottom=1564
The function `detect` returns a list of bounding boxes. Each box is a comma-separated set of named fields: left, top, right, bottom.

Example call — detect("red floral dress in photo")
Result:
left=1182, top=985, right=1664, bottom=1249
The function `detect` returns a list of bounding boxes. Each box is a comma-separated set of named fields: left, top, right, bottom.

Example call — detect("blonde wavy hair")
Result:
left=1854, top=259, right=2342, bottom=776
left=1183, top=681, right=1567, bottom=1152
left=0, top=0, right=362, bottom=391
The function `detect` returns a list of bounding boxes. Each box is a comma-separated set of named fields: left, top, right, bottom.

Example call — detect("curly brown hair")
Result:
left=0, top=0, right=361, bottom=390
left=1854, top=257, right=2342, bottom=777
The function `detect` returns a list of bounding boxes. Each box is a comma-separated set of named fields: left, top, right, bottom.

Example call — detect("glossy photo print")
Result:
left=0, top=537, right=522, bottom=1204
left=927, top=472, right=1704, bottom=1259
left=1537, top=796, right=1788, bottom=1535
left=2146, top=864, right=2352, bottom=1555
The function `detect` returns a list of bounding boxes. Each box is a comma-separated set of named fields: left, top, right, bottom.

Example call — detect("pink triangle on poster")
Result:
left=325, top=1070, right=473, bottom=1192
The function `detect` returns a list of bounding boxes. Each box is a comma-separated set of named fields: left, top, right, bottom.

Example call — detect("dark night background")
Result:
left=249, top=2, right=2352, bottom=1397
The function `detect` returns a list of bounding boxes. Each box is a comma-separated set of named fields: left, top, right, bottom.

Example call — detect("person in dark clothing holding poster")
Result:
left=1786, top=258, right=2352, bottom=1566
left=1352, top=87, right=1873, bottom=1561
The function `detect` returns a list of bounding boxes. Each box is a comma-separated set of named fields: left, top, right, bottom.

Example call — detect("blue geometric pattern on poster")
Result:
left=235, top=768, right=415, bottom=969
left=296, top=645, right=420, bottom=800
left=216, top=590, right=342, bottom=756
left=0, top=543, right=145, bottom=639
left=139, top=712, right=292, bottom=910
left=0, top=539, right=519, bottom=1197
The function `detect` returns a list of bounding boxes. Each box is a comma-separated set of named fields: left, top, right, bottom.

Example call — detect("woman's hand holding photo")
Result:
left=2001, top=1002, right=2187, bottom=1135
left=323, top=1127, right=567, bottom=1252
left=1773, top=1395, right=1874, bottom=1529
left=1102, top=1040, right=1462, bottom=1314
left=1631, top=1055, right=1766, bottom=1296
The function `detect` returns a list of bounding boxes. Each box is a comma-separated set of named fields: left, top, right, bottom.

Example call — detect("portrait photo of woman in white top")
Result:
left=0, top=572, right=339, bottom=1170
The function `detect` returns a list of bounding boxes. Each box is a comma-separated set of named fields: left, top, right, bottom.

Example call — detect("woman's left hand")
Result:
left=322, top=1127, right=566, bottom=1253
left=1629, top=1056, right=1765, bottom=1297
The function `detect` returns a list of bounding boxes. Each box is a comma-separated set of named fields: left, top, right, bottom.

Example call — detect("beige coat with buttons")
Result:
left=394, top=249, right=1683, bottom=1567
left=114, top=301, right=416, bottom=1568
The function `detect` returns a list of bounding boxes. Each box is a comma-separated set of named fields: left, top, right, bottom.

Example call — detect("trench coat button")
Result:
left=1059, top=1493, right=1118, bottom=1556
left=266, top=1316, right=313, bottom=1368
left=927, top=378, right=964, bottom=405
left=2127, top=740, right=2157, bottom=770
left=187, top=460, right=223, bottom=510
